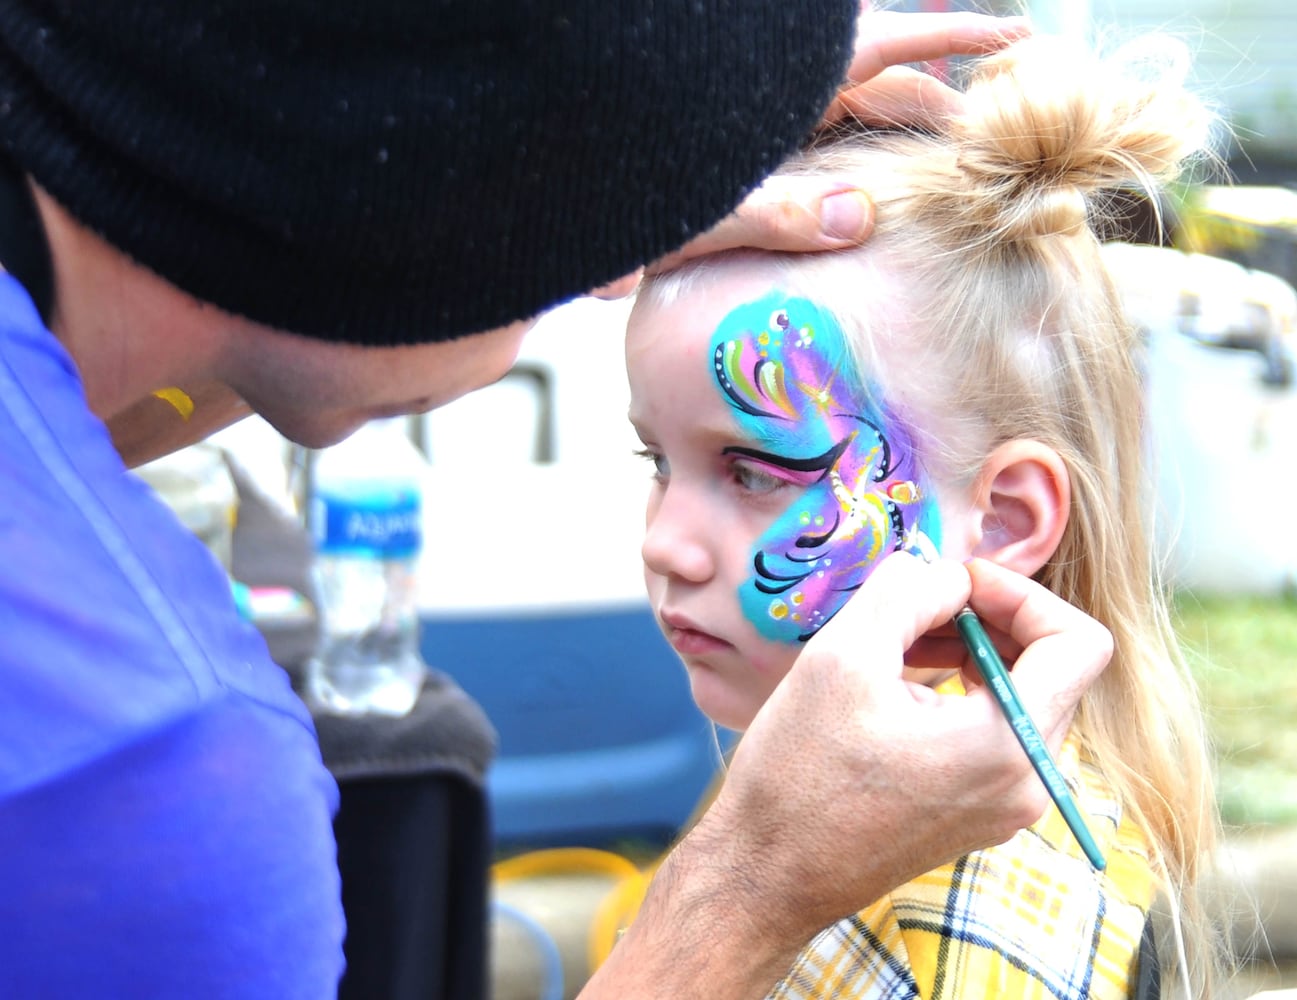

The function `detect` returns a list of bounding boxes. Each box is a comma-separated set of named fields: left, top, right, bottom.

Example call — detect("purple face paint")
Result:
left=711, top=290, right=942, bottom=642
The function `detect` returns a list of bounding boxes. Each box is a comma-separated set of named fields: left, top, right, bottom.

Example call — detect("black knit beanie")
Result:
left=0, top=0, right=855, bottom=345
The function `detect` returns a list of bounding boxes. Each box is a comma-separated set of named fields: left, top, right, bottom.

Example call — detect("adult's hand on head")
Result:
left=828, top=8, right=1031, bottom=127
left=647, top=8, right=1030, bottom=274
left=645, top=176, right=875, bottom=275
left=698, top=554, right=1110, bottom=944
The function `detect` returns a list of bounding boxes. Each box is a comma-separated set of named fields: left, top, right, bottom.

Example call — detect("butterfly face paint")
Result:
left=711, top=291, right=942, bottom=642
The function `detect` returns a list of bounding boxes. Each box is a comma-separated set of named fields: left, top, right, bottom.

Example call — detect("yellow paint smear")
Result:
left=152, top=387, right=195, bottom=420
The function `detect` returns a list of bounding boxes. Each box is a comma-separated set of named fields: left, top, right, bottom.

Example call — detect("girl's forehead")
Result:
left=629, top=254, right=918, bottom=410
left=635, top=248, right=900, bottom=335
left=637, top=270, right=786, bottom=326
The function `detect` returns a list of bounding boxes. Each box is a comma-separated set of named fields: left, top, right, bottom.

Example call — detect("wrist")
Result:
left=683, top=792, right=821, bottom=942
left=579, top=811, right=812, bottom=1000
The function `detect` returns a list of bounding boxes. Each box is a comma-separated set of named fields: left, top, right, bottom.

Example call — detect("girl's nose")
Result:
left=641, top=484, right=716, bottom=583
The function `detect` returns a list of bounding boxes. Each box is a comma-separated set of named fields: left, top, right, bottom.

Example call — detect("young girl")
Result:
left=625, top=34, right=1222, bottom=999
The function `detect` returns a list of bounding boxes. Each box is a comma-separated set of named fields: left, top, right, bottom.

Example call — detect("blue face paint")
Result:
left=710, top=291, right=942, bottom=642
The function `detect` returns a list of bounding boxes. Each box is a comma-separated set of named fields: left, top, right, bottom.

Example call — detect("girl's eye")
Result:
left=634, top=447, right=669, bottom=482
left=731, top=460, right=790, bottom=495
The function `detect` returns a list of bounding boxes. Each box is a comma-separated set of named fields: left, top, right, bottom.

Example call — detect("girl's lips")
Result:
left=660, top=611, right=731, bottom=656
left=667, top=626, right=731, bottom=656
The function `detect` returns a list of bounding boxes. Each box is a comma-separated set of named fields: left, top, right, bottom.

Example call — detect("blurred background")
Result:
left=140, top=2, right=1297, bottom=997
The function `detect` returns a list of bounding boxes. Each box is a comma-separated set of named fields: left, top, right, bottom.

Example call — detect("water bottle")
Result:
left=305, top=419, right=428, bottom=716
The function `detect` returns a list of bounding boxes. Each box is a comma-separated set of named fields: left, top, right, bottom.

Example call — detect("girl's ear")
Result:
left=969, top=440, right=1070, bottom=576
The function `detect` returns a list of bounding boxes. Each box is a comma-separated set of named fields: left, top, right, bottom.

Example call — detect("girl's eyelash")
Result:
left=629, top=447, right=805, bottom=495
left=632, top=447, right=668, bottom=480
left=728, top=457, right=796, bottom=495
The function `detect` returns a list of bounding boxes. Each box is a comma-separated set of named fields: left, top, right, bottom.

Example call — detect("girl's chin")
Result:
left=686, top=668, right=758, bottom=733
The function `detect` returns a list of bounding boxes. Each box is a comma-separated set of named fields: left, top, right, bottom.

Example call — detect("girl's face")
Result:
left=626, top=272, right=945, bottom=730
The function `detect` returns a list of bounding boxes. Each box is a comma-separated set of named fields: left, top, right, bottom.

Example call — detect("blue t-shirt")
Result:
left=0, top=273, right=345, bottom=997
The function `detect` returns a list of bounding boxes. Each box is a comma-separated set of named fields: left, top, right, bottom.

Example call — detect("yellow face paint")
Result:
left=152, top=387, right=195, bottom=420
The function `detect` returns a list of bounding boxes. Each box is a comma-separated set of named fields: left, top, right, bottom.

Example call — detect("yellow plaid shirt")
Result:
left=768, top=733, right=1155, bottom=1000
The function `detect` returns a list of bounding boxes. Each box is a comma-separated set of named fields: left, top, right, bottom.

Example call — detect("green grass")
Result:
left=1174, top=591, right=1297, bottom=829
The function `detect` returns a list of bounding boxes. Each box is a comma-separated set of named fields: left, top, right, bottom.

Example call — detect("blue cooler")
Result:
left=420, top=602, right=722, bottom=847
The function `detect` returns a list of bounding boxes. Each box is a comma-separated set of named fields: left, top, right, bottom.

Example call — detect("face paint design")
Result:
left=711, top=291, right=942, bottom=642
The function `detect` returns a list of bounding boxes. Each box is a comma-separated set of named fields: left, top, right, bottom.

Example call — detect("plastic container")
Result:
left=306, top=419, right=428, bottom=716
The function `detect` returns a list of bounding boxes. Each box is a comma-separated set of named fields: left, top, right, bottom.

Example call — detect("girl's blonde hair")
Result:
left=642, top=34, right=1224, bottom=996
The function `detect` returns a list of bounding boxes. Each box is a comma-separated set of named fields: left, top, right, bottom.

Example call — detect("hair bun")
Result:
left=1006, top=185, right=1089, bottom=239
left=950, top=35, right=1213, bottom=242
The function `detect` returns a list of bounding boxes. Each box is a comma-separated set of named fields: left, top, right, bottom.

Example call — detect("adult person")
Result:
left=0, top=2, right=1108, bottom=998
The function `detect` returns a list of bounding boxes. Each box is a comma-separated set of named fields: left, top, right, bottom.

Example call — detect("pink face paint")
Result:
left=711, top=291, right=942, bottom=642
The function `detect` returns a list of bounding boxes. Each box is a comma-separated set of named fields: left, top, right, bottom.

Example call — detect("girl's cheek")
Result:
left=743, top=635, right=802, bottom=682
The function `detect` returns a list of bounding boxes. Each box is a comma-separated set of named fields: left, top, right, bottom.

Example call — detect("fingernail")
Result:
left=820, top=189, right=871, bottom=242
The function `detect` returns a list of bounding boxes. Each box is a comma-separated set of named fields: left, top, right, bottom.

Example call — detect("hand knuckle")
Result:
left=751, top=196, right=808, bottom=236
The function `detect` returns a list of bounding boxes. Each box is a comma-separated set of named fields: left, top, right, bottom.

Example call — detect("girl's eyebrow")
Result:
left=721, top=436, right=852, bottom=477
left=628, top=412, right=748, bottom=444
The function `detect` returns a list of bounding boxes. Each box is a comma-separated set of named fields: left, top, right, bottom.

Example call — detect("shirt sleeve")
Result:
left=0, top=693, right=345, bottom=1000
